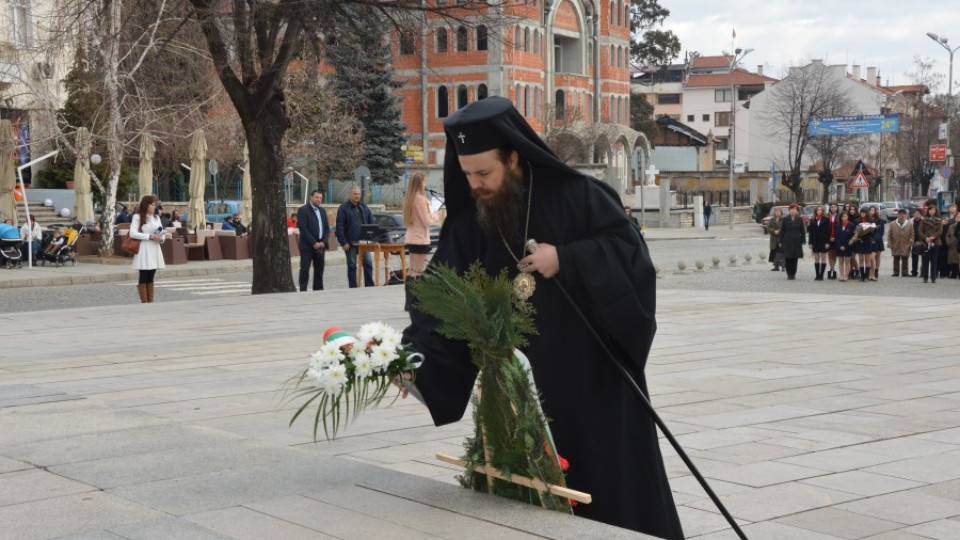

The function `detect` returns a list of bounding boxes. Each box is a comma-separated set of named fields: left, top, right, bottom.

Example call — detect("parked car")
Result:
left=205, top=200, right=243, bottom=226
left=762, top=205, right=809, bottom=233
left=858, top=202, right=900, bottom=222
left=371, top=212, right=441, bottom=248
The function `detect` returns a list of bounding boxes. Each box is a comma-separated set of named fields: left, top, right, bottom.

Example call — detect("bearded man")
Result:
left=401, top=97, right=683, bottom=539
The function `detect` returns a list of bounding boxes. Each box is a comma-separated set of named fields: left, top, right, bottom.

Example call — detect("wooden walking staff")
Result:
left=435, top=352, right=592, bottom=506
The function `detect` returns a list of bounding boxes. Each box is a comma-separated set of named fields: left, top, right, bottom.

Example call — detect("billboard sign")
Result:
left=809, top=114, right=900, bottom=136
left=930, top=144, right=947, bottom=162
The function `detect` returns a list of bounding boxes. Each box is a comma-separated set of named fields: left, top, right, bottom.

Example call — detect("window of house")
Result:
left=616, top=0, right=622, bottom=26
left=714, top=89, right=732, bottom=102
left=457, top=85, right=468, bottom=109
left=524, top=86, right=530, bottom=116
left=657, top=93, right=680, bottom=105
left=609, top=1, right=615, bottom=26
left=477, top=25, right=488, bottom=51
left=534, top=88, right=540, bottom=116
left=702, top=114, right=710, bottom=122
left=10, top=0, right=32, bottom=48
left=715, top=136, right=729, bottom=150
left=610, top=45, right=615, bottom=66
left=686, top=114, right=694, bottom=122
left=515, top=27, right=522, bottom=49
left=715, top=111, right=731, bottom=127
left=399, top=32, right=415, bottom=55
left=478, top=84, right=488, bottom=100
left=516, top=84, right=521, bottom=107
left=533, top=30, right=539, bottom=54
left=738, top=88, right=759, bottom=101
left=456, top=26, right=468, bottom=51
left=555, top=90, right=565, bottom=120
left=437, top=28, right=448, bottom=53
left=438, top=86, right=449, bottom=118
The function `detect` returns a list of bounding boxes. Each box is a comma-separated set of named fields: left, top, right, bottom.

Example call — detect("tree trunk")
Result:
left=245, top=96, right=295, bottom=294
left=98, top=0, right=123, bottom=258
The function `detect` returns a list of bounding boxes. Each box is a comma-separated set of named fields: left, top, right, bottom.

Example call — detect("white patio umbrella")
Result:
left=0, top=119, right=16, bottom=223
left=73, top=128, right=95, bottom=225
left=138, top=133, right=155, bottom=199
left=188, top=130, right=207, bottom=230
left=242, top=142, right=252, bottom=226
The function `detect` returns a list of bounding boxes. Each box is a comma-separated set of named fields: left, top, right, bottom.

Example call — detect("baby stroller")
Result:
left=40, top=224, right=82, bottom=267
left=0, top=223, right=22, bottom=269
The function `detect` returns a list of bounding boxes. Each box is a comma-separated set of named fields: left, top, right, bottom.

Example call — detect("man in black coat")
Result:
left=297, top=190, right=330, bottom=291
left=400, top=97, right=683, bottom=539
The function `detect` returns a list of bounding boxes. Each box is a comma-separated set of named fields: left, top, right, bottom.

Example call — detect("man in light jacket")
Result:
left=887, top=209, right=914, bottom=277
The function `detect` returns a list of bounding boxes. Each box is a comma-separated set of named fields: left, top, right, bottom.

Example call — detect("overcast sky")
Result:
left=660, top=0, right=960, bottom=91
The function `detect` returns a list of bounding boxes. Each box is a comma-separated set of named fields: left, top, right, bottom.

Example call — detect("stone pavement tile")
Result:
left=705, top=461, right=827, bottom=488
left=914, top=479, right=960, bottom=501
left=106, top=517, right=234, bottom=540
left=0, top=405, right=169, bottom=447
left=776, top=446, right=904, bottom=473
left=52, top=532, right=127, bottom=540
left=107, top=455, right=368, bottom=516
left=858, top=531, right=930, bottom=540
left=669, top=475, right=753, bottom=498
left=675, top=506, right=746, bottom=538
left=857, top=437, right=959, bottom=459
left=800, top=471, right=924, bottom=497
left=0, top=492, right=164, bottom=540
left=690, top=442, right=809, bottom=465
left=355, top=470, right=652, bottom=539
left=185, top=506, right=337, bottom=540
left=675, top=429, right=768, bottom=451
left=687, top=482, right=860, bottom=522
left=0, top=424, right=243, bottom=467
left=862, top=450, right=960, bottom=483
left=775, top=507, right=902, bottom=539
left=690, top=521, right=846, bottom=540
left=858, top=397, right=960, bottom=417
left=0, top=469, right=96, bottom=507
left=902, top=519, right=960, bottom=540
left=378, top=459, right=461, bottom=479
left=298, top=488, right=546, bottom=540
left=346, top=440, right=464, bottom=464
left=679, top=405, right=818, bottom=429
left=917, top=427, right=960, bottom=445
left=836, top=490, right=960, bottom=525
left=0, top=454, right=31, bottom=473
left=50, top=440, right=309, bottom=490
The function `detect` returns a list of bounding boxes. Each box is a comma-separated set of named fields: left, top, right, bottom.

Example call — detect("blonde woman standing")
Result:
left=130, top=195, right=165, bottom=303
left=402, top=172, right=438, bottom=277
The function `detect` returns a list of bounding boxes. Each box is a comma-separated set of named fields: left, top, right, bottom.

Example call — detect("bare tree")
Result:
left=895, top=58, right=944, bottom=197
left=809, top=96, right=861, bottom=203
left=761, top=61, right=852, bottom=203
left=19, top=0, right=220, bottom=256
left=186, top=0, right=498, bottom=293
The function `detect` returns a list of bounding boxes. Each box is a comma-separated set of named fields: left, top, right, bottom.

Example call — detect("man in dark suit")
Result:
left=297, top=190, right=330, bottom=291
left=336, top=186, right=374, bottom=288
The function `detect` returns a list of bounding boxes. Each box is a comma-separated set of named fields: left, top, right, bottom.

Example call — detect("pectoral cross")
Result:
left=458, top=132, right=466, bottom=144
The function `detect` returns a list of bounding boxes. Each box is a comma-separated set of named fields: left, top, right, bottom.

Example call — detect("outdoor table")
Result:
left=219, top=235, right=250, bottom=259
left=357, top=242, right=406, bottom=287
left=160, top=236, right=187, bottom=265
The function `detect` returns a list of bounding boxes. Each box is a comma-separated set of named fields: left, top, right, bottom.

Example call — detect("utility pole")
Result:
left=723, top=47, right=754, bottom=229
left=927, top=32, right=959, bottom=194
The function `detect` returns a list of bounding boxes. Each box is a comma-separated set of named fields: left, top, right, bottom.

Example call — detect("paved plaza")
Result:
left=1, top=271, right=960, bottom=538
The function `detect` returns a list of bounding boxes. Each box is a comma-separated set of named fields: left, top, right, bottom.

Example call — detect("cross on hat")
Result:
left=457, top=132, right=466, bottom=144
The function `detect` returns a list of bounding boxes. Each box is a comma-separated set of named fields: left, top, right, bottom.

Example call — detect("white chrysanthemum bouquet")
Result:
left=285, top=323, right=422, bottom=440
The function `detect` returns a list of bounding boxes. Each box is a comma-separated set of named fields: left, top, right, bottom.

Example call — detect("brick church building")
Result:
left=389, top=0, right=635, bottom=167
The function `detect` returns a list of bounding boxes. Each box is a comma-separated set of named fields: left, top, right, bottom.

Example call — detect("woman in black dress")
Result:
left=807, top=205, right=831, bottom=280
left=834, top=211, right=855, bottom=282
left=853, top=208, right=875, bottom=282
left=826, top=203, right=840, bottom=279
left=868, top=206, right=886, bottom=280
left=780, top=203, right=807, bottom=280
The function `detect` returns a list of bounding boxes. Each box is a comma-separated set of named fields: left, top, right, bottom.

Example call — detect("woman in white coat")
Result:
left=130, top=195, right=165, bottom=303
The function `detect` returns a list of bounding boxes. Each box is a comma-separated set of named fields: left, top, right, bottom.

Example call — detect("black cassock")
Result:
left=403, top=168, right=685, bottom=539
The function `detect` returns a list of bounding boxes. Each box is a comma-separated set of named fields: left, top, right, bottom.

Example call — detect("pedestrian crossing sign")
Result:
left=848, top=171, right=869, bottom=189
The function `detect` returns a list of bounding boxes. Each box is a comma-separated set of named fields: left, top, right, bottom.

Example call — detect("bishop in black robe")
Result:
left=402, top=97, right=684, bottom=540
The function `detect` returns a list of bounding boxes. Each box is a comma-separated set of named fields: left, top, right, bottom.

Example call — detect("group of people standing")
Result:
left=768, top=202, right=960, bottom=283
left=296, top=174, right=437, bottom=293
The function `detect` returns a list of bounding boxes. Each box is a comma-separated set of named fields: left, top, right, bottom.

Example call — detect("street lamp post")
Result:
left=723, top=47, right=754, bottom=229
left=927, top=32, right=960, bottom=194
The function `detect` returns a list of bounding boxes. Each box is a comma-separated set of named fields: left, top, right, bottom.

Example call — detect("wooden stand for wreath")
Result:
left=435, top=380, right=593, bottom=506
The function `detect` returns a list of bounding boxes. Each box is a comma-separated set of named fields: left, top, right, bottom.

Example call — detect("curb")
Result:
left=0, top=256, right=347, bottom=289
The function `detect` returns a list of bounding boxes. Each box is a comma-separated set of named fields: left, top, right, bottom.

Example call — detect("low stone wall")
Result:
left=635, top=207, right=754, bottom=229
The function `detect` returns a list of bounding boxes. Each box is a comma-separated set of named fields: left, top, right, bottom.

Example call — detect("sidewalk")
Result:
left=643, top=223, right=763, bottom=242
left=1, top=287, right=958, bottom=539
left=0, top=251, right=347, bottom=289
